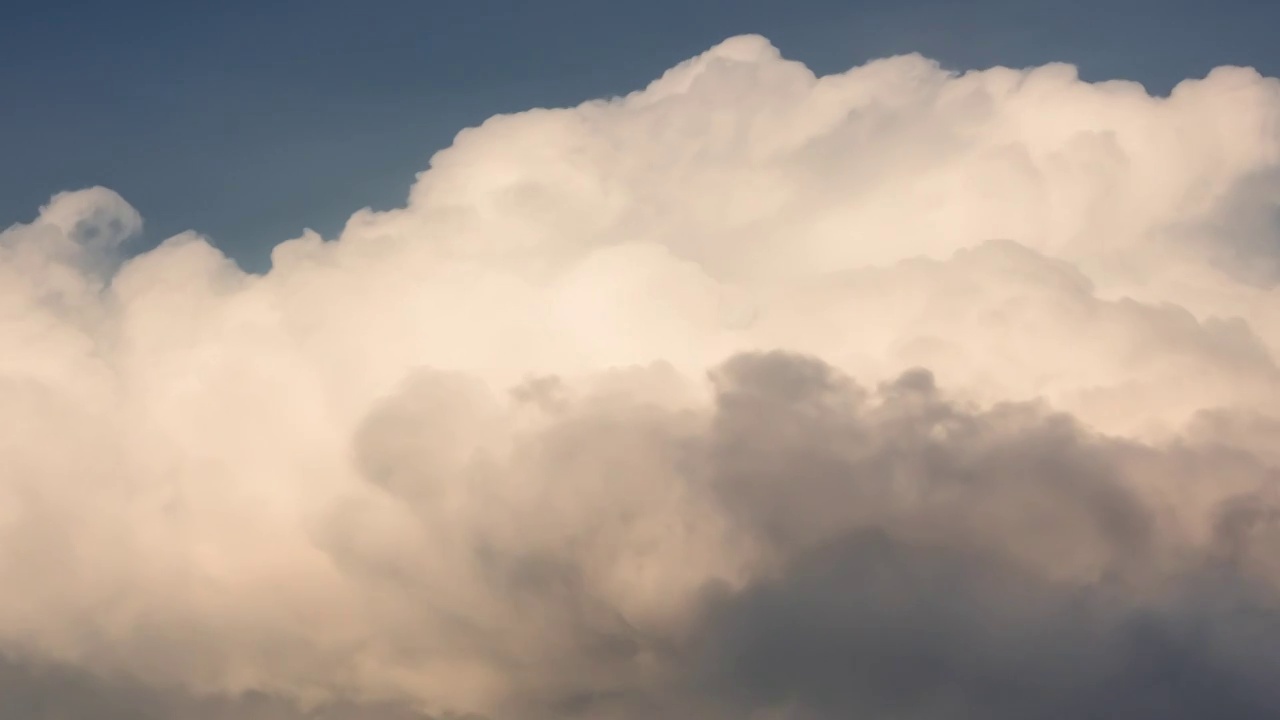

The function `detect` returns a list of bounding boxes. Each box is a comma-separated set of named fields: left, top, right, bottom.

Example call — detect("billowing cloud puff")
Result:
left=3, top=35, right=1280, bottom=719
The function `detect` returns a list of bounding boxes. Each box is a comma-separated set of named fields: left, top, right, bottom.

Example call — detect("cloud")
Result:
left=691, top=354, right=1280, bottom=719
left=0, top=653, right=451, bottom=720
left=2, top=34, right=1280, bottom=718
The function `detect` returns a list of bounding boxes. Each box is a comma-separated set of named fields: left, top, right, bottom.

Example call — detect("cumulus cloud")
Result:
left=3, top=34, right=1280, bottom=718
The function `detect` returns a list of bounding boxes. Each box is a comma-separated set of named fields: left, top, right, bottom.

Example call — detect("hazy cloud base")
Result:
left=3, top=35, right=1280, bottom=719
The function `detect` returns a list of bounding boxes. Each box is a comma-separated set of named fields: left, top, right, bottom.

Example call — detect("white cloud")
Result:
left=2, top=35, right=1280, bottom=718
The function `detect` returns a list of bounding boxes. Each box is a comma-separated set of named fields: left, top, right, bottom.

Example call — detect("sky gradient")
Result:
left=5, top=0, right=1280, bottom=270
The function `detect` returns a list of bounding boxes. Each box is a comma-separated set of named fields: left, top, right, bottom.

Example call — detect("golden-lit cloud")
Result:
left=3, top=35, right=1280, bottom=719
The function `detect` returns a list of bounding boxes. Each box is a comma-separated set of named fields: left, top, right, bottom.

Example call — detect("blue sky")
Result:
left=5, top=0, right=1279, bottom=271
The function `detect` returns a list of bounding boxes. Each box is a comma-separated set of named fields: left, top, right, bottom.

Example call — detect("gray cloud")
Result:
left=0, top=655, right=455, bottom=720
left=301, top=352, right=1280, bottom=718
left=2, top=345, right=1279, bottom=717
left=687, top=356, right=1280, bottom=719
